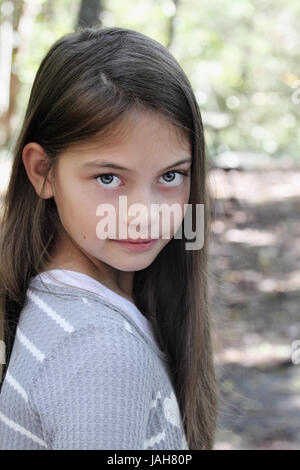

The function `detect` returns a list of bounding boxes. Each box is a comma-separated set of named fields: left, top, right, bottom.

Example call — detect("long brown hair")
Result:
left=0, top=25, right=218, bottom=450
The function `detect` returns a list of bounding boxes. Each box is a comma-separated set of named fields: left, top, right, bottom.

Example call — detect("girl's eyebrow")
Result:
left=82, top=157, right=192, bottom=172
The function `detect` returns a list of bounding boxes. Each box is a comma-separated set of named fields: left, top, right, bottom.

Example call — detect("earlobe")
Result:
left=22, top=142, right=54, bottom=199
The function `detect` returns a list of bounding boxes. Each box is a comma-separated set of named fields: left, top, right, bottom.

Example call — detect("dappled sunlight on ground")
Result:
left=208, top=167, right=300, bottom=450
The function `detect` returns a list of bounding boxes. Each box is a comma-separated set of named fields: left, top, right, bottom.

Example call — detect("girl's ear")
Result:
left=22, top=142, right=54, bottom=199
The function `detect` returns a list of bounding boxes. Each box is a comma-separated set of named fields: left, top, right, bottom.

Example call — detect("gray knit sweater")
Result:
left=0, top=275, right=189, bottom=450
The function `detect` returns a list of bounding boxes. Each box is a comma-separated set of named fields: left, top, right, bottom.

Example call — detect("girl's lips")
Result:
left=112, top=238, right=159, bottom=252
left=114, top=238, right=158, bottom=243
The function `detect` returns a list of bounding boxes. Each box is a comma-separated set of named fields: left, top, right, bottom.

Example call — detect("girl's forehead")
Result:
left=63, top=112, right=190, bottom=157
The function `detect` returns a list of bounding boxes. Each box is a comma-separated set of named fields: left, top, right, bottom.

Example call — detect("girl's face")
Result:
left=48, top=110, right=192, bottom=276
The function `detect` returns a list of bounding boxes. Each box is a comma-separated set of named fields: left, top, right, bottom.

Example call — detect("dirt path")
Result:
left=208, top=168, right=300, bottom=449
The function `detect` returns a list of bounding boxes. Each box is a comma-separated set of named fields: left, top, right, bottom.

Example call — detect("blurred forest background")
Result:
left=0, top=0, right=300, bottom=450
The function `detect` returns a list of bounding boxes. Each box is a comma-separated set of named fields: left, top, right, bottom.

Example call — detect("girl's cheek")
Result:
left=94, top=186, right=123, bottom=203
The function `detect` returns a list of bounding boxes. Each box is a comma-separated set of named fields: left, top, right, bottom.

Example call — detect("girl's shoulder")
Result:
left=11, top=276, right=166, bottom=387
left=3, top=277, right=154, bottom=398
left=19, top=275, right=154, bottom=355
left=24, top=274, right=135, bottom=331
left=24, top=274, right=167, bottom=359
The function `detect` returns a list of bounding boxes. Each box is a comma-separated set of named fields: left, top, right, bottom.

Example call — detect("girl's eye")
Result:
left=159, top=170, right=189, bottom=186
left=94, top=170, right=189, bottom=189
left=95, top=174, right=121, bottom=188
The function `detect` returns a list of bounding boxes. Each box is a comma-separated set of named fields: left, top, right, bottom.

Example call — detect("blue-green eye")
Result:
left=95, top=174, right=121, bottom=188
left=94, top=170, right=189, bottom=189
left=159, top=170, right=189, bottom=186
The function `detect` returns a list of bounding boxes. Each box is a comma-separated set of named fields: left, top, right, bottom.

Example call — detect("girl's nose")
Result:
left=118, top=192, right=161, bottom=239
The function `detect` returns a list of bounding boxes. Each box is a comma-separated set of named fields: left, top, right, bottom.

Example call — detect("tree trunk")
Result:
left=166, top=0, right=180, bottom=49
left=0, top=0, right=41, bottom=148
left=76, top=0, right=102, bottom=28
left=0, top=0, right=21, bottom=146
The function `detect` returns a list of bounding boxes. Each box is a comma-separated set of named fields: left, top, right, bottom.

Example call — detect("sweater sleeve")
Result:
left=27, top=322, right=153, bottom=450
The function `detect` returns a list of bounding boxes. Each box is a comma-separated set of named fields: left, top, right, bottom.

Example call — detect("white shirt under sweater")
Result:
left=0, top=269, right=189, bottom=450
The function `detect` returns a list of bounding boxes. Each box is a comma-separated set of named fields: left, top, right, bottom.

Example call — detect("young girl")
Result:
left=0, top=26, right=217, bottom=450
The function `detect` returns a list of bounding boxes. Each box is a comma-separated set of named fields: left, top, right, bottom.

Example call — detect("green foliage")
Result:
left=6, top=0, right=300, bottom=163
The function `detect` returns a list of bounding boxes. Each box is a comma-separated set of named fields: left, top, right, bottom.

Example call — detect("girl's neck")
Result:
left=43, top=260, right=135, bottom=304
left=43, top=232, right=135, bottom=304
